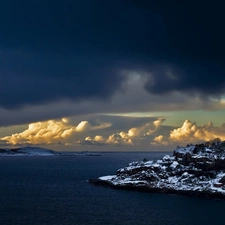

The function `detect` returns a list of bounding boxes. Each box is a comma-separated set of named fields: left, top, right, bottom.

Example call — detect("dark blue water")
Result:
left=0, top=152, right=224, bottom=225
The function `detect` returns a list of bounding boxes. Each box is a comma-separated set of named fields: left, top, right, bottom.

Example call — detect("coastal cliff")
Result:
left=90, top=140, right=225, bottom=199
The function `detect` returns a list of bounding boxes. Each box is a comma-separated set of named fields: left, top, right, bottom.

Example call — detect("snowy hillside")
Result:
left=0, top=147, right=56, bottom=156
left=0, top=147, right=100, bottom=157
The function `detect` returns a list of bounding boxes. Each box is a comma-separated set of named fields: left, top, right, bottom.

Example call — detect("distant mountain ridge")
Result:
left=0, top=147, right=56, bottom=156
left=0, top=147, right=101, bottom=156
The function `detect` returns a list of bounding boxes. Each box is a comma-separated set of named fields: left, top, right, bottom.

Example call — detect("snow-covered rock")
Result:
left=90, top=140, right=225, bottom=199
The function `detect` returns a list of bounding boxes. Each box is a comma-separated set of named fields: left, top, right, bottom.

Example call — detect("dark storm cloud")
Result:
left=0, top=0, right=224, bottom=109
left=0, top=50, right=124, bottom=108
left=143, top=63, right=225, bottom=97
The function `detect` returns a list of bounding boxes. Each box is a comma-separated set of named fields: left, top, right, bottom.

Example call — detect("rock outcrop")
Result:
left=89, top=140, right=225, bottom=199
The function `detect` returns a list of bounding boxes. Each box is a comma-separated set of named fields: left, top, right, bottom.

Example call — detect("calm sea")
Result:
left=0, top=152, right=224, bottom=225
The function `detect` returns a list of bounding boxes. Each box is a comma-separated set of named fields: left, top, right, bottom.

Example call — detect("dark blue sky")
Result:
left=1, top=0, right=225, bottom=150
left=0, top=0, right=224, bottom=109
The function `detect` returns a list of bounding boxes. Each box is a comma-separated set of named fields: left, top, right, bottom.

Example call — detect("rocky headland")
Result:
left=89, top=139, right=225, bottom=199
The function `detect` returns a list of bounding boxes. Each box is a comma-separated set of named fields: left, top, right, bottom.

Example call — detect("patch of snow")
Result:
left=162, top=155, right=171, bottom=161
left=205, top=148, right=213, bottom=153
left=170, top=161, right=179, bottom=169
left=99, top=175, right=116, bottom=181
left=144, top=161, right=153, bottom=165
left=174, top=145, right=195, bottom=154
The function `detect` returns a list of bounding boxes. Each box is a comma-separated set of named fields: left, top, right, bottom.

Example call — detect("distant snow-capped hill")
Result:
left=0, top=147, right=56, bottom=156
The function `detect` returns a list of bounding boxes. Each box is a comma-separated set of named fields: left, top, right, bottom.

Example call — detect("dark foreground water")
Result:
left=0, top=152, right=224, bottom=225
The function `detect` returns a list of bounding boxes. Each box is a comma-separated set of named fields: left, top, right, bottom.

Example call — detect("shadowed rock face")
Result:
left=90, top=140, right=225, bottom=200
left=173, top=142, right=225, bottom=170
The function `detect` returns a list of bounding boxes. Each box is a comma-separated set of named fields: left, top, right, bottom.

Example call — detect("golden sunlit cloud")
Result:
left=75, top=121, right=111, bottom=132
left=1, top=118, right=74, bottom=145
left=152, top=135, right=168, bottom=146
left=76, top=121, right=91, bottom=132
left=1, top=118, right=111, bottom=146
left=79, top=133, right=133, bottom=146
left=153, top=120, right=225, bottom=146
left=121, top=118, right=164, bottom=138
left=78, top=118, right=164, bottom=146
left=106, top=133, right=133, bottom=145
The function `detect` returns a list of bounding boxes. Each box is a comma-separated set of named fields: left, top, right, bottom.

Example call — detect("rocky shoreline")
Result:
left=89, top=139, right=225, bottom=200
left=89, top=178, right=225, bottom=200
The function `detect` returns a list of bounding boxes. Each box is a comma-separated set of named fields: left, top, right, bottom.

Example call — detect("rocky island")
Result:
left=90, top=139, right=225, bottom=199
